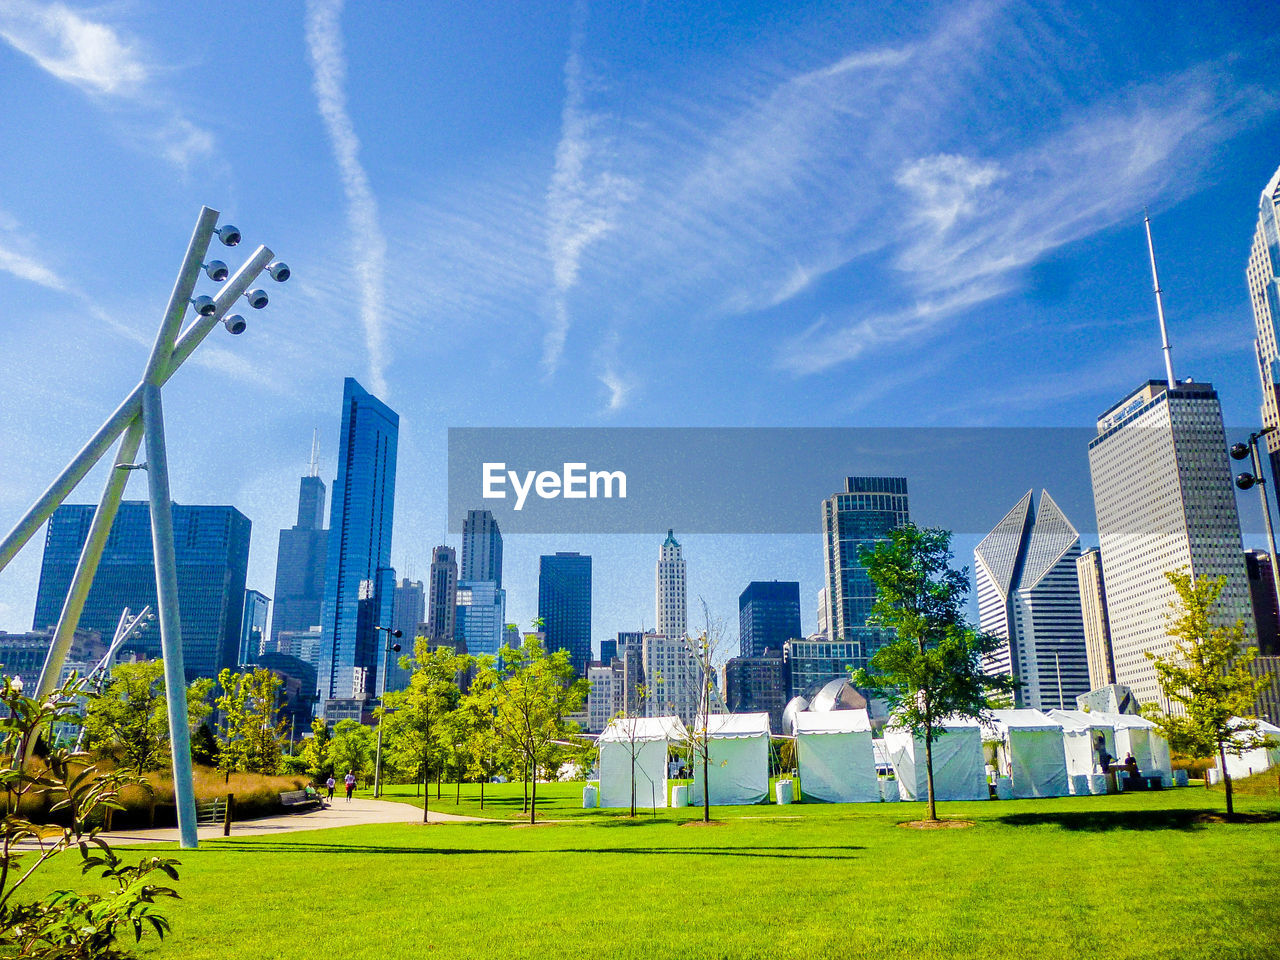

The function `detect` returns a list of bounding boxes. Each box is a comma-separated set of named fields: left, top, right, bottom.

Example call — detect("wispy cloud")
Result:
left=305, top=0, right=390, bottom=398
left=543, top=7, right=634, bottom=373
left=0, top=1, right=213, bottom=168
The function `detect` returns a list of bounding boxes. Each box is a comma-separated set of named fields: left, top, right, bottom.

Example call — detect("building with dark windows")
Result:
left=239, top=589, right=270, bottom=664
left=821, top=476, right=909, bottom=673
left=783, top=638, right=860, bottom=701
left=271, top=472, right=328, bottom=647
left=461, top=510, right=503, bottom=589
left=387, top=577, right=424, bottom=692
left=33, top=501, right=251, bottom=682
left=724, top=652, right=787, bottom=733
left=538, top=552, right=592, bottom=675
left=1245, top=550, right=1279, bottom=657
left=317, top=379, right=399, bottom=712
left=425, top=545, right=458, bottom=643
left=738, top=581, right=801, bottom=658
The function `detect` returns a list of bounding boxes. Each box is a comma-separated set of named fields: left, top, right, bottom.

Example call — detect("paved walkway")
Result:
left=95, top=797, right=489, bottom=846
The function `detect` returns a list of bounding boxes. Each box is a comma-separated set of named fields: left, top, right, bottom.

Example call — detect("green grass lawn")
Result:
left=21, top=784, right=1280, bottom=960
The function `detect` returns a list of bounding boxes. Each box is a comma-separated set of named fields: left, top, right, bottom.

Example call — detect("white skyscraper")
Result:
left=1088, top=379, right=1254, bottom=708
left=641, top=633, right=704, bottom=728
left=1075, top=547, right=1116, bottom=690
left=974, top=490, right=1091, bottom=710
left=1248, top=165, right=1280, bottom=479
left=655, top=529, right=687, bottom=640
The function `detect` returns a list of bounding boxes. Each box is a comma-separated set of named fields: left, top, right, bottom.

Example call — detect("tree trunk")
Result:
left=1219, top=740, right=1234, bottom=819
left=530, top=768, right=538, bottom=824
left=456, top=772, right=461, bottom=804
left=924, top=725, right=938, bottom=822
left=436, top=770, right=441, bottom=800
left=522, top=760, right=529, bottom=813
left=422, top=766, right=430, bottom=824
left=630, top=748, right=637, bottom=818
left=480, top=778, right=485, bottom=810
left=702, top=743, right=710, bottom=823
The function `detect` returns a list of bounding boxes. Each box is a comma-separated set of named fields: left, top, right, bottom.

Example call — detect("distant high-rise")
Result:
left=1075, top=547, right=1116, bottom=689
left=239, top=590, right=270, bottom=665
left=33, top=501, right=251, bottom=682
left=1089, top=379, right=1254, bottom=708
left=1248, top=165, right=1280, bottom=483
left=642, top=633, right=703, bottom=728
left=1245, top=550, right=1280, bottom=657
left=821, top=477, right=909, bottom=673
left=461, top=510, right=503, bottom=589
left=454, top=580, right=506, bottom=658
left=738, top=581, right=801, bottom=658
left=317, top=379, right=399, bottom=709
left=538, top=552, right=592, bottom=675
left=425, top=546, right=458, bottom=643
left=974, top=490, right=1090, bottom=710
left=271, top=464, right=328, bottom=647
left=655, top=530, right=687, bottom=641
left=387, top=578, right=424, bottom=692
left=783, top=638, right=859, bottom=702
left=816, top=586, right=829, bottom=639
left=724, top=652, right=786, bottom=733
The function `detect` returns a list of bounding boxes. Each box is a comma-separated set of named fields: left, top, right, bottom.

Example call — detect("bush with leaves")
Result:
left=81, top=661, right=212, bottom=774
left=0, top=676, right=181, bottom=957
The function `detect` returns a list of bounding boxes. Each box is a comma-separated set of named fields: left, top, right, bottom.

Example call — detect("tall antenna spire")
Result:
left=1144, top=210, right=1176, bottom=386
left=308, top=428, right=319, bottom=478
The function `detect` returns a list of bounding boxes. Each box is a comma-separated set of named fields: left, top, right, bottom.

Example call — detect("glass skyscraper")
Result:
left=820, top=476, right=909, bottom=673
left=538, top=552, right=592, bottom=675
left=239, top=589, right=270, bottom=664
left=271, top=473, right=328, bottom=646
left=461, top=509, right=503, bottom=588
left=317, top=378, right=399, bottom=708
left=738, top=580, right=801, bottom=658
left=33, top=501, right=251, bottom=682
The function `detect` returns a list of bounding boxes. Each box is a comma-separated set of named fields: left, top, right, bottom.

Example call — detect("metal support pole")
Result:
left=374, top=634, right=390, bottom=799
left=141, top=384, right=198, bottom=849
left=1249, top=433, right=1280, bottom=619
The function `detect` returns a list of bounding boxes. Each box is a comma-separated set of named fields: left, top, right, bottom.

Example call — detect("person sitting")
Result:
left=1123, top=752, right=1138, bottom=772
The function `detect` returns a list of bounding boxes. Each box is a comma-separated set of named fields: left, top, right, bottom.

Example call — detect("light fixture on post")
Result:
left=372, top=626, right=403, bottom=799
left=0, top=206, right=289, bottom=849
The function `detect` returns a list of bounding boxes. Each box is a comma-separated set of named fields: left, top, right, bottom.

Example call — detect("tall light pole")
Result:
left=1231, top=427, right=1280, bottom=619
left=372, top=626, right=402, bottom=798
left=0, top=207, right=289, bottom=848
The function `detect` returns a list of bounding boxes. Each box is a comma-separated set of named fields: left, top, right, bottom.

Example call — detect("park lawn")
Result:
left=19, top=786, right=1280, bottom=960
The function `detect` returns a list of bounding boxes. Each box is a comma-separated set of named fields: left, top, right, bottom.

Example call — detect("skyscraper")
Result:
left=738, top=581, right=801, bottom=658
left=317, top=378, right=399, bottom=710
left=538, top=552, right=592, bottom=675
left=387, top=578, right=424, bottom=692
left=655, top=530, right=687, bottom=640
left=239, top=589, right=270, bottom=665
left=1075, top=547, right=1116, bottom=690
left=454, top=580, right=505, bottom=658
left=1088, top=379, right=1254, bottom=708
left=974, top=490, right=1091, bottom=710
left=33, top=501, right=251, bottom=682
left=271, top=468, right=328, bottom=647
left=821, top=476, right=909, bottom=673
left=461, top=510, right=503, bottom=589
left=1244, top=549, right=1280, bottom=657
left=1248, top=164, right=1280, bottom=483
left=425, top=545, right=458, bottom=644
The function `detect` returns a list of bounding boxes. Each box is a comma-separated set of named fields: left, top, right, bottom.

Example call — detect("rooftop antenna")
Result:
left=1144, top=209, right=1177, bottom=386
left=308, top=428, right=319, bottom=478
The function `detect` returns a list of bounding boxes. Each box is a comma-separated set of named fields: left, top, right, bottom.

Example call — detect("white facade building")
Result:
left=1088, top=380, right=1254, bottom=708
left=974, top=490, right=1091, bottom=710
left=1075, top=547, right=1116, bottom=690
left=1249, top=165, right=1280, bottom=471
left=642, top=633, right=704, bottom=729
left=586, top=661, right=623, bottom=734
left=655, top=530, right=687, bottom=641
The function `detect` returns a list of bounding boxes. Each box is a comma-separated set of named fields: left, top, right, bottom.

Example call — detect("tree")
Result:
left=191, top=723, right=219, bottom=768
left=81, top=661, right=213, bottom=773
left=479, top=629, right=587, bottom=823
left=0, top=676, right=182, bottom=956
left=328, top=719, right=375, bottom=785
left=609, top=680, right=651, bottom=818
left=299, top=718, right=332, bottom=783
left=214, top=668, right=288, bottom=777
left=852, top=524, right=1017, bottom=822
left=459, top=682, right=503, bottom=810
left=684, top=599, right=733, bottom=823
left=1144, top=570, right=1274, bottom=819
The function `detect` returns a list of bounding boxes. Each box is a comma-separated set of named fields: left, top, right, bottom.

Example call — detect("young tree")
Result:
left=481, top=630, right=587, bottom=823
left=1144, top=570, right=1274, bottom=819
left=460, top=680, right=502, bottom=810
left=684, top=600, right=733, bottom=823
left=609, top=681, right=651, bottom=818
left=299, top=717, right=332, bottom=783
left=852, top=524, right=1017, bottom=822
left=82, top=661, right=213, bottom=773
left=329, top=719, right=376, bottom=785
left=214, top=668, right=288, bottom=777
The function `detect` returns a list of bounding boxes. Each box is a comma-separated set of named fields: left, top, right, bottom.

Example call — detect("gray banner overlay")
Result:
left=447, top=427, right=1270, bottom=536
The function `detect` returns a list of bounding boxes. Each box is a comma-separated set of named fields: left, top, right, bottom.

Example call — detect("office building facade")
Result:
left=783, top=638, right=859, bottom=701
left=738, top=581, right=801, bottom=658
left=317, top=378, right=399, bottom=710
left=974, top=490, right=1091, bottom=710
left=454, top=580, right=506, bottom=658
left=461, top=510, right=503, bottom=589
left=271, top=474, right=328, bottom=646
left=33, top=501, right=251, bottom=682
left=724, top=653, right=787, bottom=733
left=1248, top=165, right=1280, bottom=483
left=1088, top=380, right=1254, bottom=708
left=1245, top=550, right=1280, bottom=657
left=386, top=577, right=424, bottom=692
left=1075, top=547, right=1116, bottom=689
left=425, top=545, right=458, bottom=643
left=642, top=633, right=704, bottom=728
left=656, top=530, right=687, bottom=641
left=239, top=589, right=270, bottom=665
left=821, top=476, right=909, bottom=672
left=538, top=552, right=592, bottom=675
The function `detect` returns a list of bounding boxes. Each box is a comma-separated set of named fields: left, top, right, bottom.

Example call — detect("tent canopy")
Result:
left=598, top=716, right=685, bottom=809
left=794, top=710, right=872, bottom=735
left=795, top=708, right=878, bottom=803
left=884, top=715, right=988, bottom=802
left=695, top=712, right=771, bottom=739
left=690, top=713, right=770, bottom=805
left=600, top=716, right=688, bottom=743
left=982, top=708, right=1068, bottom=798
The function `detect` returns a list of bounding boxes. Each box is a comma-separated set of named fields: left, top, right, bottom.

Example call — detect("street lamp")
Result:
left=1231, top=427, right=1280, bottom=619
left=372, top=626, right=403, bottom=798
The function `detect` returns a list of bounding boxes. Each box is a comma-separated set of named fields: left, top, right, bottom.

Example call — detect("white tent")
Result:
left=982, top=709, right=1069, bottom=798
left=884, top=716, right=988, bottom=802
left=794, top=709, right=879, bottom=803
left=1224, top=718, right=1280, bottom=780
left=689, top=712, right=770, bottom=805
left=1109, top=713, right=1172, bottom=780
left=1048, top=709, right=1118, bottom=777
left=598, top=716, right=687, bottom=809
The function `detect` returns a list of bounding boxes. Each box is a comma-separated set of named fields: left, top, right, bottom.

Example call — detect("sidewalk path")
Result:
left=95, top=797, right=490, bottom=846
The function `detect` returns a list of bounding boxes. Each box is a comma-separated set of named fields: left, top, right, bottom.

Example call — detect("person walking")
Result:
left=325, top=775, right=336, bottom=802
left=344, top=770, right=356, bottom=802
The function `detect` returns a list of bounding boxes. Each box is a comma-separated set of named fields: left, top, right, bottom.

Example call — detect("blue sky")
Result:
left=0, top=0, right=1277, bottom=653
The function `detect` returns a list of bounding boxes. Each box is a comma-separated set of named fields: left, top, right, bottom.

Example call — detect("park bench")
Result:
left=196, top=796, right=227, bottom=826
left=280, top=789, right=323, bottom=811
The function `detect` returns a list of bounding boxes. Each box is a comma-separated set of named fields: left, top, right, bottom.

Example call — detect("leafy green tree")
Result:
left=329, top=719, right=375, bottom=785
left=1144, top=570, right=1275, bottom=818
left=82, top=661, right=213, bottom=773
left=852, top=524, right=1017, bottom=822
left=478, top=628, right=587, bottom=823
left=191, top=723, right=219, bottom=767
left=299, top=718, right=332, bottom=782
left=459, top=686, right=503, bottom=810
left=0, top=676, right=182, bottom=957
left=214, top=668, right=288, bottom=776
